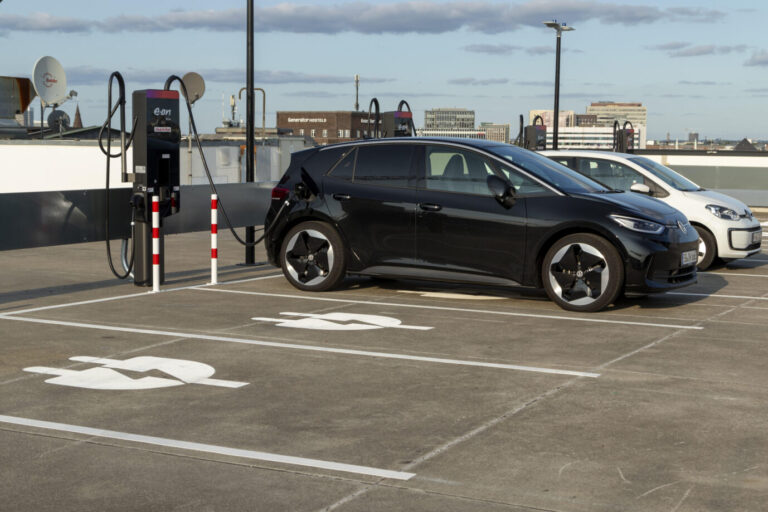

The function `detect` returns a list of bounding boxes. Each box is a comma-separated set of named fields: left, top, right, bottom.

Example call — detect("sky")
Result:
left=1, top=0, right=767, bottom=141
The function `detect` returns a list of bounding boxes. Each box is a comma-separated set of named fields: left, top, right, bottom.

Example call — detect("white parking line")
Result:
left=197, top=288, right=703, bottom=331
left=4, top=274, right=283, bottom=316
left=0, top=315, right=600, bottom=378
left=668, top=292, right=768, bottom=301
left=704, top=272, right=768, bottom=278
left=0, top=414, right=414, bottom=480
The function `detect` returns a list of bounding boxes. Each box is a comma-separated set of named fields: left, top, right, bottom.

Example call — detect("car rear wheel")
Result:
left=694, top=226, right=716, bottom=270
left=542, top=234, right=624, bottom=312
left=280, top=221, right=346, bottom=291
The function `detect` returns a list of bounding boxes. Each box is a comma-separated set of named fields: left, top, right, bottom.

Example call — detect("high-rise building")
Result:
left=424, top=108, right=475, bottom=130
left=586, top=102, right=647, bottom=128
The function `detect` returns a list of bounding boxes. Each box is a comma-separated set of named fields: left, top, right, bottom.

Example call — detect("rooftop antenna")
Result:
left=354, top=74, right=360, bottom=111
left=32, top=56, right=69, bottom=139
left=181, top=72, right=206, bottom=105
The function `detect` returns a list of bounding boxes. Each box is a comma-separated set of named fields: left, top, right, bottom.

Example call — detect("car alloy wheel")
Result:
left=542, top=233, right=623, bottom=312
left=548, top=242, right=609, bottom=306
left=280, top=221, right=346, bottom=291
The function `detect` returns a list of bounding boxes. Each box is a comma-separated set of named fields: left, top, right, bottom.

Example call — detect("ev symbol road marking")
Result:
left=251, top=312, right=433, bottom=331
left=23, top=356, right=249, bottom=390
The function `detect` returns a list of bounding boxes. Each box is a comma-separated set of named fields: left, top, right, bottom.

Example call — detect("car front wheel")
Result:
left=542, top=234, right=624, bottom=312
left=280, top=221, right=346, bottom=291
left=694, top=226, right=717, bottom=270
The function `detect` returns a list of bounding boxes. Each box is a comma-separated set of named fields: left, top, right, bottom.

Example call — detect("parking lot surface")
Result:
left=1, top=230, right=767, bottom=511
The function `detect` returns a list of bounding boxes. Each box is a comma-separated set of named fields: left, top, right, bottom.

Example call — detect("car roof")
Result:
left=540, top=149, right=636, bottom=159
left=317, top=136, right=513, bottom=152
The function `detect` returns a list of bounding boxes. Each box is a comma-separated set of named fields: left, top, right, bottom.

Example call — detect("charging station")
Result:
left=613, top=120, right=635, bottom=153
left=130, top=89, right=181, bottom=287
left=523, top=115, right=547, bottom=150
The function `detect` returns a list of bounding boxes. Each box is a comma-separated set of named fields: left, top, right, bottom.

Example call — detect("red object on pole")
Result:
left=211, top=194, right=218, bottom=284
left=152, top=195, right=160, bottom=292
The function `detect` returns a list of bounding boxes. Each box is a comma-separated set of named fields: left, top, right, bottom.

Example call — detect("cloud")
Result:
left=678, top=80, right=730, bottom=85
left=0, top=2, right=727, bottom=35
left=65, top=66, right=393, bottom=86
left=745, top=50, right=768, bottom=66
left=745, top=87, right=768, bottom=92
left=282, top=91, right=346, bottom=98
left=515, top=80, right=551, bottom=86
left=0, top=13, right=93, bottom=33
left=464, top=44, right=521, bottom=55
left=448, top=78, right=509, bottom=86
left=645, top=42, right=690, bottom=51
left=648, top=44, right=749, bottom=57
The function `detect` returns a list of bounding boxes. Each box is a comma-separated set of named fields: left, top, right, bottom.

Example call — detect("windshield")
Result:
left=487, top=145, right=609, bottom=194
left=628, top=157, right=700, bottom=191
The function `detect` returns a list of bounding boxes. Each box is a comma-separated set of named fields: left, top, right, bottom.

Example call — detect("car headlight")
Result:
left=610, top=215, right=665, bottom=234
left=706, top=204, right=740, bottom=221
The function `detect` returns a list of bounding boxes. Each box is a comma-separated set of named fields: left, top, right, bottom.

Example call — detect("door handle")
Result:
left=333, top=193, right=351, bottom=201
left=419, top=203, right=442, bottom=212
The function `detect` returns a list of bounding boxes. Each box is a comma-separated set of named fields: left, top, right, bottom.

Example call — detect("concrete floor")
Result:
left=1, top=230, right=767, bottom=511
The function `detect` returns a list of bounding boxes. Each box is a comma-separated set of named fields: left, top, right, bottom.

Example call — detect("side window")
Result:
left=327, top=148, right=356, bottom=180
left=550, top=157, right=575, bottom=170
left=424, top=146, right=495, bottom=195
left=495, top=163, right=550, bottom=196
left=577, top=158, right=649, bottom=192
left=353, top=144, right=414, bottom=187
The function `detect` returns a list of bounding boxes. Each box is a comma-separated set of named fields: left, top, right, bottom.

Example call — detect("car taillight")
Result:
left=271, top=186, right=290, bottom=201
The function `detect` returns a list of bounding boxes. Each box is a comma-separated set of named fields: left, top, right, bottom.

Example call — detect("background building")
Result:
left=479, top=122, right=510, bottom=143
left=545, top=125, right=646, bottom=150
left=276, top=111, right=372, bottom=145
left=586, top=102, right=647, bottom=128
left=424, top=108, right=475, bottom=130
left=528, top=110, right=575, bottom=128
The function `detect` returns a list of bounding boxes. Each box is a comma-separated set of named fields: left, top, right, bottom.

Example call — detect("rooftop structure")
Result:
left=424, top=108, right=475, bottom=130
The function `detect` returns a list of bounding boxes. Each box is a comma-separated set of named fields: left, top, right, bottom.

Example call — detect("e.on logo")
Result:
left=153, top=107, right=172, bottom=116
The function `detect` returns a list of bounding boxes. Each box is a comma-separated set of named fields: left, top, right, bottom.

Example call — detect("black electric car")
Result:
left=264, top=138, right=698, bottom=312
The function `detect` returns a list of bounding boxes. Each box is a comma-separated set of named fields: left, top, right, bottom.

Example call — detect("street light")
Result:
left=543, top=20, right=574, bottom=150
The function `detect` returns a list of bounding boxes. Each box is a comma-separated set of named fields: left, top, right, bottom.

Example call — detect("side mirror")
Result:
left=487, top=175, right=516, bottom=208
left=630, top=182, right=651, bottom=195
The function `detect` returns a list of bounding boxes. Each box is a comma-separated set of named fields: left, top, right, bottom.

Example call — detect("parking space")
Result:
left=1, top=233, right=768, bottom=511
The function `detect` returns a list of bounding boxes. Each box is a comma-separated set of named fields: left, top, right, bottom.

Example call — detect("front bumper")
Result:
left=709, top=217, right=762, bottom=259
left=622, top=230, right=699, bottom=294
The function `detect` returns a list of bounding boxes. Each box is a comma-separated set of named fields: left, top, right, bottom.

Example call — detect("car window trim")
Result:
left=320, top=139, right=564, bottom=196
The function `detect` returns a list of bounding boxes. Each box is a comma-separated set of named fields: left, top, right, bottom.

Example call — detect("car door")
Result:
left=414, top=144, right=531, bottom=283
left=324, top=143, right=418, bottom=269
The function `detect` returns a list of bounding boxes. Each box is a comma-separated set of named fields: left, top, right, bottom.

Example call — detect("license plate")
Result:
left=681, top=250, right=697, bottom=267
left=752, top=231, right=762, bottom=244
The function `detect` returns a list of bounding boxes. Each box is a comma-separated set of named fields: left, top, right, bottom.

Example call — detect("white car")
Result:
left=541, top=150, right=763, bottom=269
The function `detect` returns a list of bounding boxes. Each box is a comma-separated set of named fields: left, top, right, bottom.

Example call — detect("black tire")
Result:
left=694, top=226, right=717, bottom=271
left=542, top=233, right=624, bottom=312
left=279, top=221, right=346, bottom=291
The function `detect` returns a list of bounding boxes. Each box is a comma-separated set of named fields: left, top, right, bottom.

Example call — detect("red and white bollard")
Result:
left=210, top=194, right=218, bottom=285
left=152, top=195, right=160, bottom=292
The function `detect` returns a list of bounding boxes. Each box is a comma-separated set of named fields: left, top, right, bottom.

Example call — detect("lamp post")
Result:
left=245, top=0, right=255, bottom=264
left=543, top=20, right=574, bottom=150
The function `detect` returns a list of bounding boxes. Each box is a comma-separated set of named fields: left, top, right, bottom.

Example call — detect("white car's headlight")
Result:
left=610, top=215, right=665, bottom=234
left=706, top=204, right=740, bottom=221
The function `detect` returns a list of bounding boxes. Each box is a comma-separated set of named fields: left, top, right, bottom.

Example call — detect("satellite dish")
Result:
left=47, top=110, right=70, bottom=131
left=32, top=56, right=68, bottom=107
left=181, top=72, right=205, bottom=104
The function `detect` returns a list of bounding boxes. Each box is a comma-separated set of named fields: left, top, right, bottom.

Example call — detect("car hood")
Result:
left=681, top=189, right=751, bottom=215
left=576, top=190, right=682, bottom=223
